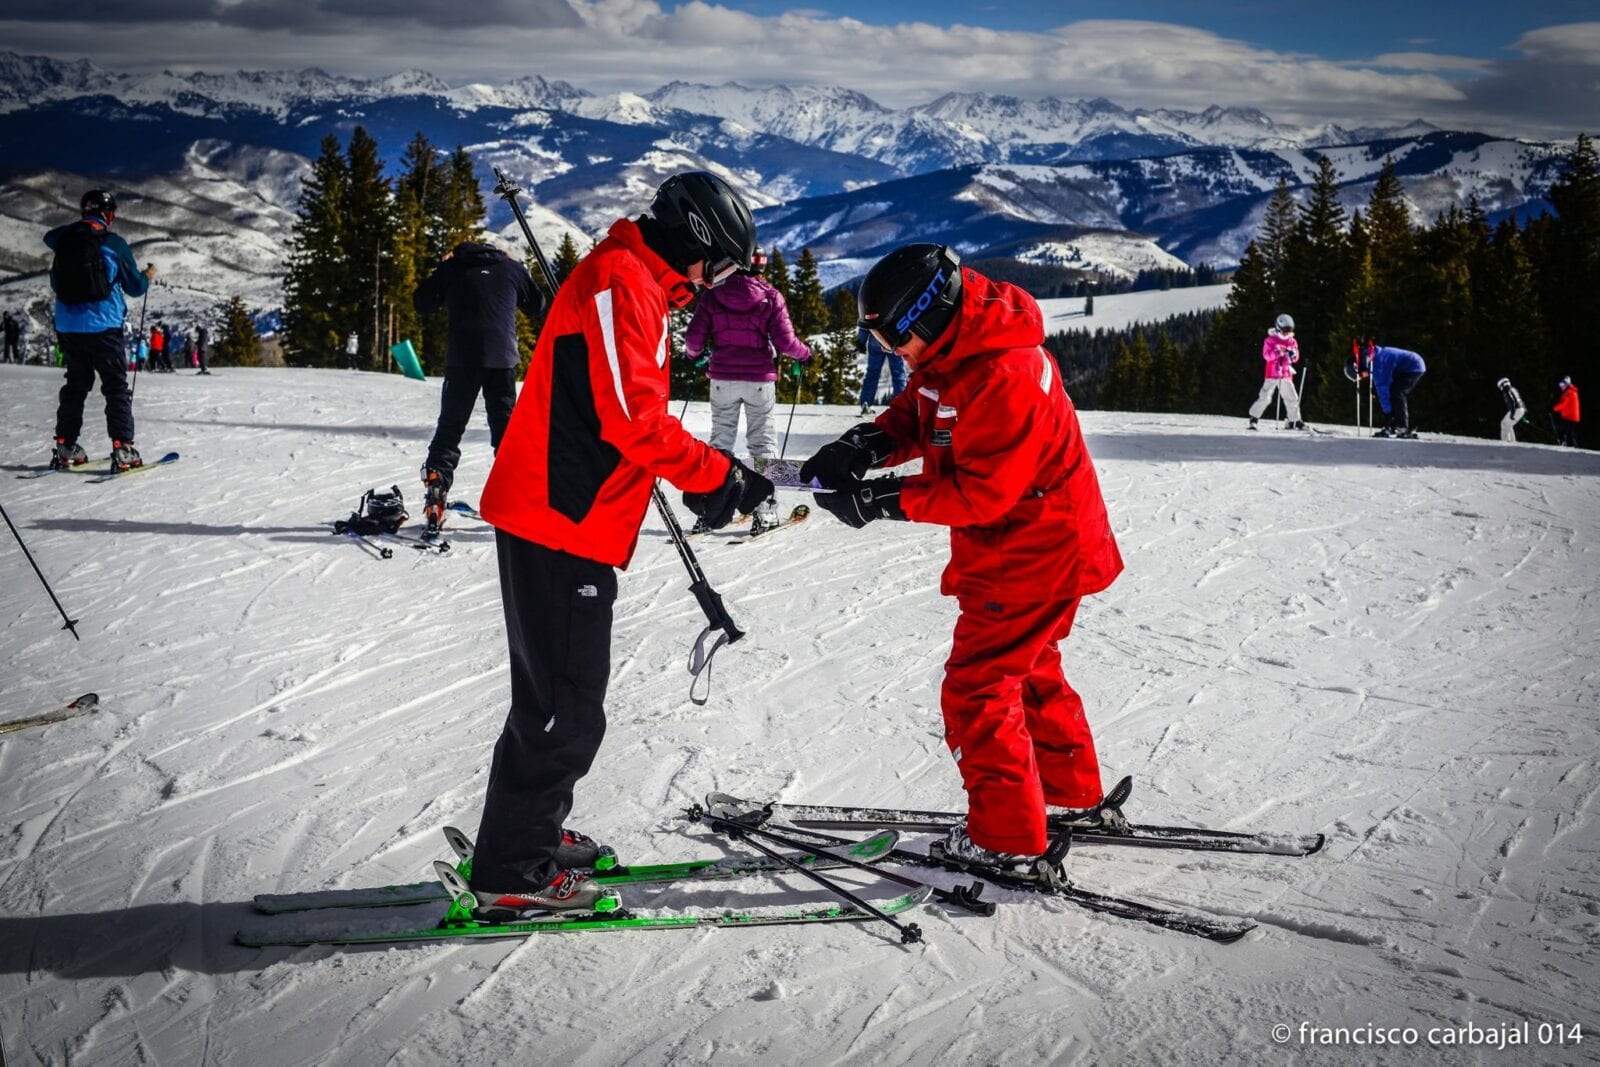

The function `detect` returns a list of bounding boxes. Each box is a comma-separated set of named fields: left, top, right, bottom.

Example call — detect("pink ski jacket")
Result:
left=1261, top=329, right=1299, bottom=379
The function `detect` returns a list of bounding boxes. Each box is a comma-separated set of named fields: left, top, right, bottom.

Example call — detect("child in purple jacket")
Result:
left=683, top=250, right=811, bottom=531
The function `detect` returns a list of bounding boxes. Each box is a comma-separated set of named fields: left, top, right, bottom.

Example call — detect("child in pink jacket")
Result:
left=1248, top=314, right=1302, bottom=430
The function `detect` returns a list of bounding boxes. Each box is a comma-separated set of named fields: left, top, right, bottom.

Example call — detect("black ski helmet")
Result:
left=857, top=243, right=963, bottom=350
left=647, top=172, right=756, bottom=285
left=80, top=189, right=117, bottom=219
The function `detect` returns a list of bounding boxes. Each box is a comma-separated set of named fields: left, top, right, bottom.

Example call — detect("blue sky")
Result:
left=1, top=1, right=1594, bottom=138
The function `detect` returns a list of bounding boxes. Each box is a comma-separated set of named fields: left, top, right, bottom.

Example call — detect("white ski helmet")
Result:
left=1496, top=377, right=1510, bottom=389
left=1275, top=314, right=1295, bottom=331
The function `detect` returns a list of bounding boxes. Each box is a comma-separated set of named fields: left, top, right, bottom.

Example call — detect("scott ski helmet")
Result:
left=857, top=243, right=963, bottom=351
left=1275, top=313, right=1294, bottom=331
left=80, top=189, right=117, bottom=219
left=647, top=172, right=756, bottom=286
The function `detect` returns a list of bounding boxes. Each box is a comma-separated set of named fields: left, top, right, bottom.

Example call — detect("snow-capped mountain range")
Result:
left=0, top=50, right=1572, bottom=320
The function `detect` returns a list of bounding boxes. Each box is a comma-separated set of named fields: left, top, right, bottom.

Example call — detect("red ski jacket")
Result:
left=1553, top=384, right=1580, bottom=422
left=875, top=269, right=1123, bottom=603
left=480, top=218, right=730, bottom=567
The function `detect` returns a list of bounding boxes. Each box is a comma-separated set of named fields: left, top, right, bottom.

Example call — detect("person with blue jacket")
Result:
left=857, top=326, right=907, bottom=415
left=45, top=190, right=156, bottom=471
left=1359, top=340, right=1426, bottom=439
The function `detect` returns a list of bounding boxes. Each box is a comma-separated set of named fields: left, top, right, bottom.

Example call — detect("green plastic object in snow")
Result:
left=390, top=339, right=425, bottom=380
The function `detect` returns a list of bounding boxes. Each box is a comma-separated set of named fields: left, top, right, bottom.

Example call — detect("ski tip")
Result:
left=70, top=693, right=100, bottom=709
left=157, top=452, right=180, bottom=462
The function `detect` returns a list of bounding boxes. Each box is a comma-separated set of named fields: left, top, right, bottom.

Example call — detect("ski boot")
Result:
left=110, top=440, right=142, bottom=472
left=929, top=826, right=1070, bottom=888
left=1286, top=420, right=1306, bottom=430
left=50, top=438, right=88, bottom=470
left=1247, top=417, right=1259, bottom=431
left=860, top=402, right=872, bottom=416
left=420, top=466, right=448, bottom=535
left=1373, top=427, right=1395, bottom=439
left=437, top=863, right=622, bottom=926
left=748, top=497, right=781, bottom=537
left=554, top=827, right=618, bottom=872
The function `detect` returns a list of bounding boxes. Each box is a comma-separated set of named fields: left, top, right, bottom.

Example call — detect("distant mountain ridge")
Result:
left=0, top=50, right=1571, bottom=317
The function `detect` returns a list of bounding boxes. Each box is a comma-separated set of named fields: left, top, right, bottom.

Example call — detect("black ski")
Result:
left=703, top=794, right=1256, bottom=943
left=719, top=777, right=1324, bottom=857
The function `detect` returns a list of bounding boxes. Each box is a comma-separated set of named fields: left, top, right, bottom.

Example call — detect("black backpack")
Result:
left=52, top=222, right=112, bottom=304
left=334, top=486, right=410, bottom=536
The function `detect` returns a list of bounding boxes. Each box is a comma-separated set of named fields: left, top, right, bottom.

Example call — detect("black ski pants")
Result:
left=1555, top=418, right=1579, bottom=447
left=471, top=530, right=617, bottom=891
left=423, top=367, right=518, bottom=491
left=2, top=335, right=18, bottom=363
left=1385, top=370, right=1423, bottom=431
left=54, top=329, right=134, bottom=445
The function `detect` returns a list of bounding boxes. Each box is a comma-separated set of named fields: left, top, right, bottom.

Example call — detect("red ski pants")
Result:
left=941, top=596, right=1102, bottom=854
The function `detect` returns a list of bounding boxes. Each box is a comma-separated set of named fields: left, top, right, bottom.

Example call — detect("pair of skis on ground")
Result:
left=15, top=452, right=181, bottom=482
left=238, top=778, right=1322, bottom=948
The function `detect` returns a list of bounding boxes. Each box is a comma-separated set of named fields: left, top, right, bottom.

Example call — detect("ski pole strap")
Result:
left=688, top=624, right=730, bottom=706
left=686, top=576, right=744, bottom=705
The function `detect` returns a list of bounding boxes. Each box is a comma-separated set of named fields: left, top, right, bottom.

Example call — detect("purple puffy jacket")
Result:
left=684, top=274, right=811, bottom=383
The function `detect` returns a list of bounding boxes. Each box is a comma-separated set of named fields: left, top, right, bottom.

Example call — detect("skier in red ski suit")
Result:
left=801, top=245, right=1123, bottom=864
left=469, top=172, right=772, bottom=920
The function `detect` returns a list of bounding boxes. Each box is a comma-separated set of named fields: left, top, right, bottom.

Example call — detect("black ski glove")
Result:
left=683, top=451, right=775, bottom=531
left=813, top=477, right=907, bottom=530
left=799, top=423, right=895, bottom=490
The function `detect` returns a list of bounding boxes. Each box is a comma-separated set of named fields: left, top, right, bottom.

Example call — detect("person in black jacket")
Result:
left=414, top=240, right=547, bottom=531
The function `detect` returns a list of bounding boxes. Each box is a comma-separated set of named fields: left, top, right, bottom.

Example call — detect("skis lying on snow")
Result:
left=0, top=693, right=99, bottom=736
left=237, top=826, right=923, bottom=946
left=722, top=776, right=1325, bottom=857
left=729, top=504, right=809, bottom=543
left=86, top=452, right=181, bottom=483
left=15, top=459, right=107, bottom=479
left=251, top=825, right=901, bottom=914
left=697, top=794, right=1256, bottom=943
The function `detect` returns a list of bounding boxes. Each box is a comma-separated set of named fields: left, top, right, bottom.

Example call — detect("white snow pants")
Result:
left=709, top=379, right=778, bottom=462
left=1248, top=377, right=1301, bottom=422
left=1500, top=407, right=1525, bottom=442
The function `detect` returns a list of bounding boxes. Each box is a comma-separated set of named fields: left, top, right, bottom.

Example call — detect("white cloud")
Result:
left=0, top=7, right=1590, bottom=139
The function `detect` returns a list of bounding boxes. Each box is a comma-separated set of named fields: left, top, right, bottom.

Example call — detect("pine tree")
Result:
left=1105, top=333, right=1154, bottom=411
left=766, top=249, right=792, bottom=304
left=1362, top=158, right=1417, bottom=337
left=1260, top=178, right=1298, bottom=299
left=1538, top=133, right=1599, bottom=388
left=805, top=289, right=864, bottom=405
left=1200, top=240, right=1275, bottom=411
left=1284, top=154, right=1351, bottom=418
left=788, top=249, right=829, bottom=339
left=282, top=135, right=349, bottom=365
left=553, top=233, right=583, bottom=285
left=443, top=147, right=487, bottom=248
left=340, top=127, right=395, bottom=370
left=214, top=296, right=260, bottom=367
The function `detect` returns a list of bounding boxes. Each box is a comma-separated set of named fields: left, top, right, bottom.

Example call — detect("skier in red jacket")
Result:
left=468, top=172, right=772, bottom=920
left=801, top=244, right=1124, bottom=880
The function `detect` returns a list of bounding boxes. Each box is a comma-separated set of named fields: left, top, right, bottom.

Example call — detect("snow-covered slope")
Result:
left=1, top=364, right=1595, bottom=1063
left=1038, top=283, right=1233, bottom=333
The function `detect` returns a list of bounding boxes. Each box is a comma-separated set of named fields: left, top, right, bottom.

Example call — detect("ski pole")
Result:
left=689, top=807, right=926, bottom=943
left=690, top=802, right=993, bottom=916
left=779, top=359, right=801, bottom=458
left=0, top=500, right=81, bottom=640
left=493, top=167, right=744, bottom=700
left=130, top=288, right=148, bottom=398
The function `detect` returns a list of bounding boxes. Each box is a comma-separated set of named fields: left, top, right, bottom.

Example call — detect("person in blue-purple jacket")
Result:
left=1354, top=339, right=1426, bottom=439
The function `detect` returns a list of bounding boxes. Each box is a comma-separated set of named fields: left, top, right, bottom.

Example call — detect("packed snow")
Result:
left=1, top=362, right=1596, bottom=1065
left=1038, top=283, right=1233, bottom=335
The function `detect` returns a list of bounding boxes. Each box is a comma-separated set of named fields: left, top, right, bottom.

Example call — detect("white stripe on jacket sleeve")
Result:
left=594, top=288, right=632, bottom=420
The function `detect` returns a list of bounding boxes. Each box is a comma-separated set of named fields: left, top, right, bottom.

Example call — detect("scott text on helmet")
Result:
left=897, top=267, right=950, bottom=336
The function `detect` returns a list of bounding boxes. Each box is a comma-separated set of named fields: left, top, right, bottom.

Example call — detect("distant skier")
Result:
left=470, top=172, right=769, bottom=920
left=2, top=311, right=21, bottom=363
left=683, top=246, right=811, bottom=534
left=1247, top=314, right=1302, bottom=430
left=1497, top=377, right=1526, bottom=443
left=801, top=244, right=1124, bottom=880
left=45, top=190, right=156, bottom=471
left=196, top=324, right=211, bottom=375
left=1358, top=339, right=1426, bottom=438
left=413, top=239, right=546, bottom=533
left=344, top=330, right=359, bottom=370
left=1552, top=376, right=1580, bottom=446
left=149, top=323, right=171, bottom=373
left=857, top=326, right=907, bottom=415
